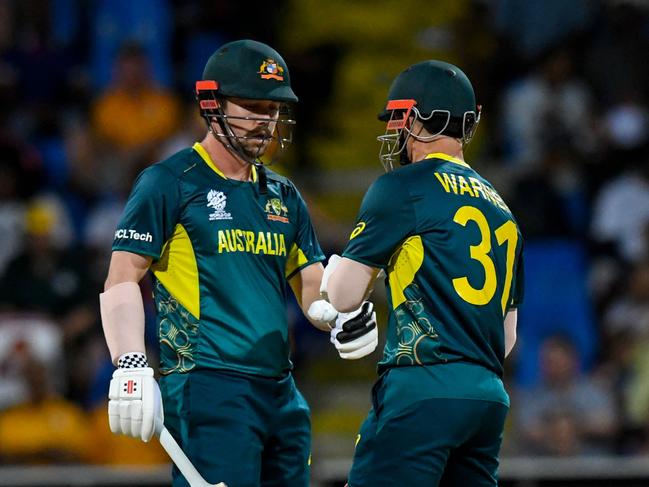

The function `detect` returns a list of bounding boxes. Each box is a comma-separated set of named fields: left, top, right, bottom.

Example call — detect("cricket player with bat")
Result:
left=99, top=39, right=376, bottom=487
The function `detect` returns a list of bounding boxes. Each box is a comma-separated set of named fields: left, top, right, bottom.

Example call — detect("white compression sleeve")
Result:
left=100, top=282, right=146, bottom=365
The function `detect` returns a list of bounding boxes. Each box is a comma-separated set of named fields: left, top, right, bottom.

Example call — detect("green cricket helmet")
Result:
left=377, top=60, right=481, bottom=170
left=195, top=39, right=297, bottom=173
left=199, top=39, right=297, bottom=103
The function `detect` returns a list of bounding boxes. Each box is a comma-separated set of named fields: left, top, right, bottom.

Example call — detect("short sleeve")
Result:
left=285, top=188, right=325, bottom=279
left=112, top=164, right=181, bottom=259
left=510, top=247, right=525, bottom=308
left=342, top=174, right=416, bottom=269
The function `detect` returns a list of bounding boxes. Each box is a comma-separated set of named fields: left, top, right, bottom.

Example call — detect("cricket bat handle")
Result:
left=156, top=422, right=227, bottom=487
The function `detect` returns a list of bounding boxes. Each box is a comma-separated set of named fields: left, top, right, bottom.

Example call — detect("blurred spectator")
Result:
left=0, top=198, right=97, bottom=401
left=501, top=47, right=593, bottom=167
left=159, top=102, right=207, bottom=159
left=0, top=317, right=63, bottom=410
left=602, top=97, right=649, bottom=152
left=0, top=198, right=82, bottom=317
left=1, top=0, right=83, bottom=140
left=91, top=0, right=172, bottom=90
left=509, top=144, right=586, bottom=238
left=591, top=160, right=649, bottom=262
left=603, top=261, right=649, bottom=337
left=0, top=135, right=43, bottom=275
left=0, top=353, right=89, bottom=464
left=91, top=41, right=180, bottom=157
left=607, top=261, right=649, bottom=448
left=495, top=0, right=596, bottom=61
left=515, top=241, right=598, bottom=387
left=516, top=335, right=617, bottom=455
left=584, top=2, right=649, bottom=106
left=0, top=0, right=18, bottom=114
left=626, top=338, right=649, bottom=449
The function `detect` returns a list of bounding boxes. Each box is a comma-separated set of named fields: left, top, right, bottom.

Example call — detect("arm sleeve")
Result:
left=285, top=187, right=325, bottom=279
left=342, top=174, right=416, bottom=269
left=112, top=164, right=182, bottom=259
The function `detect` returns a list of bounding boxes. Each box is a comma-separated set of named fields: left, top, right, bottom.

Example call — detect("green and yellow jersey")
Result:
left=113, top=143, right=325, bottom=378
left=343, top=153, right=524, bottom=381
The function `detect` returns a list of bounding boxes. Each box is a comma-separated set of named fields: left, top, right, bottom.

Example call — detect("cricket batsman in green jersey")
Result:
left=98, top=40, right=375, bottom=487
left=321, top=61, right=525, bottom=486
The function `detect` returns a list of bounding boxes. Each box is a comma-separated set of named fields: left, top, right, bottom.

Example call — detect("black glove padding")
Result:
left=330, top=301, right=379, bottom=359
left=336, top=301, right=377, bottom=343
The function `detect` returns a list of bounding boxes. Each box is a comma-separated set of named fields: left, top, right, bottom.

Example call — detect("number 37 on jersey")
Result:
left=451, top=205, right=520, bottom=315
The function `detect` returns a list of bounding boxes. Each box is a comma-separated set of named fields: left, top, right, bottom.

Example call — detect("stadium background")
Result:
left=1, top=0, right=649, bottom=485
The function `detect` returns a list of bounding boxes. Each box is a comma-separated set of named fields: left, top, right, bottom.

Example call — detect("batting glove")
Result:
left=307, top=299, right=339, bottom=327
left=108, top=353, right=163, bottom=442
left=331, top=301, right=378, bottom=360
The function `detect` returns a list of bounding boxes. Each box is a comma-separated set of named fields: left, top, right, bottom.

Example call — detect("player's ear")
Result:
left=410, top=118, right=424, bottom=137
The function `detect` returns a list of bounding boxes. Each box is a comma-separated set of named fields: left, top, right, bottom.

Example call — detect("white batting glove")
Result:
left=307, top=299, right=339, bottom=327
left=108, top=357, right=163, bottom=442
left=331, top=301, right=378, bottom=360
left=320, top=254, right=342, bottom=299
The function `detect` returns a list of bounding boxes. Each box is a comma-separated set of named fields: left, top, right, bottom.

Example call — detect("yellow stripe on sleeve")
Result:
left=285, top=243, right=309, bottom=278
left=151, top=224, right=201, bottom=318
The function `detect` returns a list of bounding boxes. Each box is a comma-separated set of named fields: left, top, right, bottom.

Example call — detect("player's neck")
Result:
left=200, top=134, right=254, bottom=181
left=410, top=137, right=464, bottom=164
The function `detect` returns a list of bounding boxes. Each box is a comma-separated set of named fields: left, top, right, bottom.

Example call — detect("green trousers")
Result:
left=160, top=368, right=311, bottom=487
left=349, top=364, right=509, bottom=486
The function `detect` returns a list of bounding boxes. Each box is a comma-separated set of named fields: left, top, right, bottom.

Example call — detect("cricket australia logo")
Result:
left=207, top=190, right=232, bottom=221
left=265, top=198, right=289, bottom=223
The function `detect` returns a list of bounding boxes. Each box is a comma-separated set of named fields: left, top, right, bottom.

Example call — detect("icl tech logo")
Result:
left=114, top=229, right=153, bottom=242
left=207, top=190, right=232, bottom=221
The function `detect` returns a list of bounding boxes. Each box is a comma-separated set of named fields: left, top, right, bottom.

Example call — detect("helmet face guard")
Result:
left=377, top=99, right=417, bottom=172
left=195, top=80, right=296, bottom=166
left=377, top=98, right=481, bottom=172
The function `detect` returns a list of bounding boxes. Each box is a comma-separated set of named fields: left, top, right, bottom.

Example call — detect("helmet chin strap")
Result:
left=207, top=113, right=269, bottom=194
left=399, top=132, right=412, bottom=166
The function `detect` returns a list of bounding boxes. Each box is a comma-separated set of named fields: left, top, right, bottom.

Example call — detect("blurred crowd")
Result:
left=1, top=0, right=649, bottom=466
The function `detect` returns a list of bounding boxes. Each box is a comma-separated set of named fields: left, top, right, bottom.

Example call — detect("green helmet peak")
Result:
left=201, top=39, right=297, bottom=103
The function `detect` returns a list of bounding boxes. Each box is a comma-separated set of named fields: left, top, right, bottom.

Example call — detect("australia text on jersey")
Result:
left=217, top=229, right=287, bottom=256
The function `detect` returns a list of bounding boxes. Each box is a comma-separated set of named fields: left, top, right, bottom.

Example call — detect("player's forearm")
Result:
left=504, top=309, right=517, bottom=358
left=290, top=263, right=332, bottom=331
left=301, top=274, right=330, bottom=331
left=328, top=259, right=376, bottom=312
left=101, top=251, right=152, bottom=364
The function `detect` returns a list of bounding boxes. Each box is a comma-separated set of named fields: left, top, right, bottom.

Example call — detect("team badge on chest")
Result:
left=265, top=198, right=289, bottom=223
left=207, top=190, right=232, bottom=221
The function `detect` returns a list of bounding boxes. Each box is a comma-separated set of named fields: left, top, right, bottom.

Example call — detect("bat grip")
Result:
left=157, top=421, right=223, bottom=487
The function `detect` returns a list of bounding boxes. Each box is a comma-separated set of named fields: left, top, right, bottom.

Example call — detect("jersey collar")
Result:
left=424, top=152, right=470, bottom=168
left=192, top=142, right=258, bottom=182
